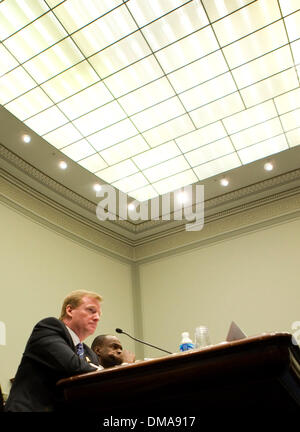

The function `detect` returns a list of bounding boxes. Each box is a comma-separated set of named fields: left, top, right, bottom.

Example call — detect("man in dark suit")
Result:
left=5, top=290, right=102, bottom=412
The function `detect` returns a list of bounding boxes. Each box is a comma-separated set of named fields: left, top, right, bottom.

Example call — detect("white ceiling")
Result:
left=0, top=0, right=299, bottom=209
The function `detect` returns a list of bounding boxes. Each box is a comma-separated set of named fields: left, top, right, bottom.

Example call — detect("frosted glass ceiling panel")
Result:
left=185, top=138, right=235, bottom=167
left=4, top=12, right=67, bottom=63
left=41, top=61, right=99, bottom=102
left=0, top=44, right=19, bottom=76
left=127, top=0, right=189, bottom=27
left=100, top=135, right=149, bottom=165
left=194, top=153, right=241, bottom=180
left=4, top=87, right=53, bottom=121
left=231, top=118, right=284, bottom=150
left=280, top=108, right=300, bottom=132
left=104, top=56, right=163, bottom=98
left=155, top=26, right=219, bottom=73
left=176, top=121, right=227, bottom=153
left=284, top=10, right=300, bottom=41
left=78, top=153, right=107, bottom=173
left=133, top=141, right=181, bottom=170
left=154, top=169, right=197, bottom=195
left=279, top=0, right=300, bottom=16
left=72, top=6, right=137, bottom=57
left=143, top=114, right=195, bottom=147
left=0, top=67, right=36, bottom=104
left=118, top=77, right=175, bottom=116
left=286, top=128, right=300, bottom=148
left=54, top=0, right=123, bottom=34
left=202, top=0, right=254, bottom=21
left=25, top=106, right=68, bottom=135
left=144, top=155, right=190, bottom=183
left=61, top=139, right=95, bottom=161
left=90, top=32, right=151, bottom=78
left=141, top=1, right=208, bottom=51
left=0, top=0, right=49, bottom=40
left=88, top=119, right=138, bottom=151
left=168, top=51, right=228, bottom=94
left=241, top=69, right=299, bottom=107
left=238, top=134, right=288, bottom=164
left=222, top=21, right=288, bottom=69
left=274, top=88, right=300, bottom=115
left=96, top=160, right=138, bottom=183
left=213, top=0, right=281, bottom=47
left=113, top=172, right=148, bottom=193
left=128, top=185, right=158, bottom=202
left=43, top=123, right=82, bottom=148
left=23, top=38, right=83, bottom=83
left=57, top=82, right=113, bottom=120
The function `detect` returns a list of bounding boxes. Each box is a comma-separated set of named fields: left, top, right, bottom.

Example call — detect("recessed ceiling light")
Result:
left=93, top=183, right=102, bottom=192
left=128, top=203, right=135, bottom=211
left=220, top=178, right=229, bottom=187
left=22, top=134, right=31, bottom=143
left=264, top=162, right=274, bottom=171
left=59, top=161, right=68, bottom=170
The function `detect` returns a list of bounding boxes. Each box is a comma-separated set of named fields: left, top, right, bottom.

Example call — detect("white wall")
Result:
left=0, top=202, right=134, bottom=395
left=139, top=218, right=300, bottom=357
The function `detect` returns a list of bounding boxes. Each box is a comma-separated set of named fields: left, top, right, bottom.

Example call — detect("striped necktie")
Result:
left=76, top=342, right=84, bottom=358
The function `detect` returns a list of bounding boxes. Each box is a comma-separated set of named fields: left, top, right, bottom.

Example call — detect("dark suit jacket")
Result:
left=5, top=317, right=99, bottom=412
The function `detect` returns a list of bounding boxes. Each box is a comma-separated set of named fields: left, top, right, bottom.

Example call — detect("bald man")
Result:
left=91, top=334, right=135, bottom=368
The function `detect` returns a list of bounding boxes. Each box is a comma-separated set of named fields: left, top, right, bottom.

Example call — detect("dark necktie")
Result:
left=76, top=342, right=84, bottom=358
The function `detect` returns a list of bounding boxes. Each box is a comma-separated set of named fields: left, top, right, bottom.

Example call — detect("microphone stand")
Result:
left=116, top=329, right=172, bottom=355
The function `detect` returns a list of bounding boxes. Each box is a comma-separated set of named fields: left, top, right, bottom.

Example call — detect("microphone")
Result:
left=115, top=328, right=172, bottom=355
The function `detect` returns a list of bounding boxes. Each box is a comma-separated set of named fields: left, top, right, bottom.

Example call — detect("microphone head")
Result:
left=115, top=328, right=123, bottom=334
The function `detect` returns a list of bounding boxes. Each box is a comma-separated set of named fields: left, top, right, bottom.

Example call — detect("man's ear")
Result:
left=65, top=304, right=73, bottom=318
left=93, top=346, right=102, bottom=356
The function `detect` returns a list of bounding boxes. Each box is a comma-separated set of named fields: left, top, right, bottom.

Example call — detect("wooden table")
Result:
left=57, top=333, right=300, bottom=420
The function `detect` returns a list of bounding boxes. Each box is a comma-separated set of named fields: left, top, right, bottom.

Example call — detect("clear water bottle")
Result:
left=179, top=331, right=195, bottom=351
left=194, top=326, right=210, bottom=348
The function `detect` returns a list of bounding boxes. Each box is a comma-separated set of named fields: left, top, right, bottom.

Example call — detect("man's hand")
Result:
left=122, top=349, right=135, bottom=364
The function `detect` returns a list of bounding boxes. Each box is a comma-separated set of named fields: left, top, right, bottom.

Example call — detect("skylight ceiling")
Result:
left=0, top=0, right=299, bottom=202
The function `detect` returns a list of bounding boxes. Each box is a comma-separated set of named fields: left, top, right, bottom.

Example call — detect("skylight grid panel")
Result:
left=185, top=138, right=235, bottom=167
left=133, top=141, right=181, bottom=170
left=142, top=114, right=195, bottom=147
left=180, top=72, right=237, bottom=112
left=238, top=134, right=288, bottom=164
left=43, top=123, right=82, bottom=149
left=284, top=10, right=300, bottom=42
left=153, top=169, right=198, bottom=195
left=78, top=153, right=107, bottom=172
left=190, top=92, right=244, bottom=129
left=90, top=32, right=151, bottom=79
left=274, top=88, right=300, bottom=115
left=0, top=67, right=36, bottom=104
left=223, top=100, right=277, bottom=134
left=291, top=40, right=300, bottom=65
left=286, top=128, right=300, bottom=148
left=176, top=121, right=227, bottom=153
left=132, top=141, right=181, bottom=170
left=73, top=101, right=126, bottom=136
left=280, top=108, right=300, bottom=131
left=113, top=172, right=148, bottom=194
left=127, top=0, right=189, bottom=27
left=96, top=160, right=138, bottom=183
left=3, top=12, right=67, bottom=63
left=168, top=51, right=228, bottom=94
left=53, top=0, right=123, bottom=34
left=141, top=2, right=208, bottom=51
left=233, top=46, right=294, bottom=89
left=24, top=106, right=68, bottom=135
left=128, top=185, right=158, bottom=202
left=155, top=26, right=219, bottom=74
left=131, top=97, right=185, bottom=132
left=61, top=139, right=95, bottom=162
left=23, top=38, right=84, bottom=83
left=240, top=69, right=299, bottom=107
left=57, top=82, right=113, bottom=120
left=71, top=7, right=137, bottom=57
left=0, top=0, right=49, bottom=40
left=279, top=0, right=300, bottom=16
left=194, top=153, right=241, bottom=180
left=47, top=0, right=64, bottom=7
left=143, top=155, right=190, bottom=183
left=88, top=119, right=138, bottom=151
left=41, top=61, right=99, bottom=102
left=4, top=87, right=53, bottom=121
left=100, top=135, right=149, bottom=165
left=118, top=77, right=175, bottom=116
left=222, top=21, right=288, bottom=69
left=212, top=0, right=281, bottom=47
left=104, top=56, right=163, bottom=98
left=202, top=0, right=254, bottom=21
left=231, top=118, right=283, bottom=150
left=0, top=45, right=19, bottom=76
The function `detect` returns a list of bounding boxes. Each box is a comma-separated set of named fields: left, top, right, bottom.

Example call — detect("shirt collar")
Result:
left=65, top=325, right=81, bottom=347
